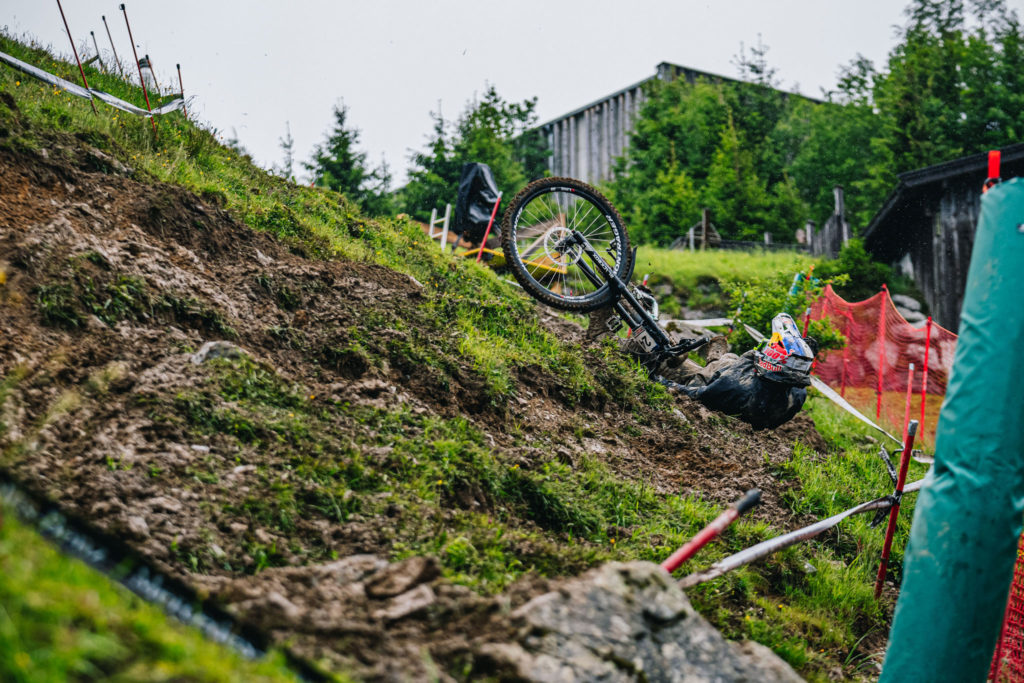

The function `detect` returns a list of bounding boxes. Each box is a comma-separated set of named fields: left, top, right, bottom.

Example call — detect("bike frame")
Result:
left=559, top=230, right=709, bottom=369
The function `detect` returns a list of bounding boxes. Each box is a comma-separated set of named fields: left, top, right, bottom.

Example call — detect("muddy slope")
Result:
left=0, top=131, right=823, bottom=680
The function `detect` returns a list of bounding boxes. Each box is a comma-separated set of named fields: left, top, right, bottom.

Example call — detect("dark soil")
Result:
left=0, top=131, right=828, bottom=680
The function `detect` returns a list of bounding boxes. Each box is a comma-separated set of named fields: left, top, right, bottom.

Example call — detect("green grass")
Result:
left=0, top=502, right=307, bottom=683
left=635, top=245, right=814, bottom=315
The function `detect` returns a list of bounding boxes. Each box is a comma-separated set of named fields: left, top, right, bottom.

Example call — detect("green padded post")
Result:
left=881, top=178, right=1024, bottom=681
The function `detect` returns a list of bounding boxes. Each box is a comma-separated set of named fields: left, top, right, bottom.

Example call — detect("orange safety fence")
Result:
left=808, top=284, right=959, bottom=445
left=992, top=535, right=1024, bottom=682
left=807, top=284, right=1024, bottom=681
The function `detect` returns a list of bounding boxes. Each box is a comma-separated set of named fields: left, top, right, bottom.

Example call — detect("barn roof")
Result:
left=863, top=142, right=1024, bottom=259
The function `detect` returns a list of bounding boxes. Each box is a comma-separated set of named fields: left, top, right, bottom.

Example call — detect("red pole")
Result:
left=176, top=63, right=187, bottom=119
left=55, top=0, right=98, bottom=115
left=920, top=316, right=933, bottom=440
left=984, top=150, right=1002, bottom=193
left=119, top=3, right=157, bottom=135
left=840, top=312, right=852, bottom=398
left=875, top=420, right=918, bottom=599
left=876, top=284, right=888, bottom=420
left=661, top=489, right=761, bottom=573
left=901, top=363, right=915, bottom=445
left=475, top=193, right=502, bottom=263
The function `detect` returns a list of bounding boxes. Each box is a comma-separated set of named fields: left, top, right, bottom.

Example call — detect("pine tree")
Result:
left=275, top=121, right=295, bottom=181
left=306, top=103, right=392, bottom=215
left=402, top=86, right=541, bottom=220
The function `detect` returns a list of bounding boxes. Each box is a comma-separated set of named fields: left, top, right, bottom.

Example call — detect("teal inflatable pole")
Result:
left=880, top=178, right=1024, bottom=681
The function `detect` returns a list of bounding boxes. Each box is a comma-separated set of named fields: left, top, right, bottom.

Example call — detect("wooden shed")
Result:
left=862, top=143, right=1024, bottom=331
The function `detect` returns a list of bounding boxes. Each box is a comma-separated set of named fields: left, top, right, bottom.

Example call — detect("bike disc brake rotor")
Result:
left=543, top=226, right=582, bottom=267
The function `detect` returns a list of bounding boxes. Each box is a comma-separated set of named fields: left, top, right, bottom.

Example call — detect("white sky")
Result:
left=7, top=1, right=1023, bottom=186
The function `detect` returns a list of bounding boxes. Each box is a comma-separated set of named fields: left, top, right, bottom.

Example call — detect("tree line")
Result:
left=298, top=0, right=1024, bottom=245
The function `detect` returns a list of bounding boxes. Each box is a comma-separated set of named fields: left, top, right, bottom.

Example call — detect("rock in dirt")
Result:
left=147, top=496, right=182, bottom=513
left=190, top=341, right=248, bottom=365
left=126, top=515, right=149, bottom=538
left=365, top=555, right=441, bottom=599
left=373, top=584, right=436, bottom=622
left=474, top=561, right=802, bottom=682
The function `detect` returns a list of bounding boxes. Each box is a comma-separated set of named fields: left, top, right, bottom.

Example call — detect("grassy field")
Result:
left=0, top=34, right=929, bottom=681
left=0, top=503, right=305, bottom=683
left=636, top=246, right=814, bottom=315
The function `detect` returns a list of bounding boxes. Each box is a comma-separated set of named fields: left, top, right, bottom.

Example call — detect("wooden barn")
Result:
left=536, top=63, right=814, bottom=187
left=862, top=143, right=1024, bottom=331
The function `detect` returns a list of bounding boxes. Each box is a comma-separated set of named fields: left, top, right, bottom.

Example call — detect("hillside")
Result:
left=0, top=35, right=926, bottom=682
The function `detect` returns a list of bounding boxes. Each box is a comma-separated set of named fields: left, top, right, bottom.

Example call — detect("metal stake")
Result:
left=176, top=63, right=186, bottom=119
left=102, top=15, right=125, bottom=78
left=89, top=31, right=104, bottom=71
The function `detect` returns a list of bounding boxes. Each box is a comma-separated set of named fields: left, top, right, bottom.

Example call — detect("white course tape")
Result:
left=678, top=477, right=926, bottom=587
left=673, top=317, right=733, bottom=328
left=0, top=50, right=183, bottom=118
left=742, top=323, right=902, bottom=446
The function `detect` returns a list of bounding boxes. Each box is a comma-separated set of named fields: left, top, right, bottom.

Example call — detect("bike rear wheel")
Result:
left=500, top=177, right=631, bottom=312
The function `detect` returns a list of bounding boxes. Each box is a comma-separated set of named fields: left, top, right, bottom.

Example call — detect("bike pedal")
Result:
left=605, top=316, right=623, bottom=333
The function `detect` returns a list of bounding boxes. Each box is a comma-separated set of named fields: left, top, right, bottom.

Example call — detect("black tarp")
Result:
left=453, top=163, right=501, bottom=245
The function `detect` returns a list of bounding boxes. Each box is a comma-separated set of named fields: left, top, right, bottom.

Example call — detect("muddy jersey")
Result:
left=670, top=351, right=807, bottom=430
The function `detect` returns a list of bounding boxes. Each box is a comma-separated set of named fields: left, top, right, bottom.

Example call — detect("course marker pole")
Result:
left=176, top=63, right=186, bottom=118
left=876, top=284, right=888, bottom=419
left=901, top=363, right=915, bottom=446
left=55, top=0, right=98, bottom=115
left=101, top=15, right=125, bottom=79
left=920, top=316, right=932, bottom=439
left=89, top=31, right=104, bottom=71
left=875, top=420, right=918, bottom=599
left=475, top=193, right=502, bottom=263
left=661, top=489, right=761, bottom=573
left=119, top=3, right=156, bottom=135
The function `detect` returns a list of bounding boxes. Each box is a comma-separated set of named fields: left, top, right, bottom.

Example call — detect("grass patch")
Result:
left=636, top=245, right=814, bottom=314
left=0, top=500, right=306, bottom=682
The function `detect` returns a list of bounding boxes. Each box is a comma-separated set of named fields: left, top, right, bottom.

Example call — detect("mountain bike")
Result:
left=500, top=176, right=709, bottom=370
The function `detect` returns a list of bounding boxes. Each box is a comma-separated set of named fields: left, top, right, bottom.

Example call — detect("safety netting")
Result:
left=992, top=535, right=1024, bottom=681
left=809, top=284, right=959, bottom=445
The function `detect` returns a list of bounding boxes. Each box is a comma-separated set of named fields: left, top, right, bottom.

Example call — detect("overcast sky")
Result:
left=7, top=1, right=1023, bottom=187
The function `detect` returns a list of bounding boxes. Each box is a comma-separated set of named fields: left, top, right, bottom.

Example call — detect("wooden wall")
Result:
left=869, top=180, right=981, bottom=332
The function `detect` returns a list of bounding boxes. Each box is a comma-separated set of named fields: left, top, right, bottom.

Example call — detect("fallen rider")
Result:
left=658, top=313, right=818, bottom=430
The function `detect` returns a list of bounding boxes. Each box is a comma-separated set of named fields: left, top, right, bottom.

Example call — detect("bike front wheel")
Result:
left=500, top=177, right=631, bottom=312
